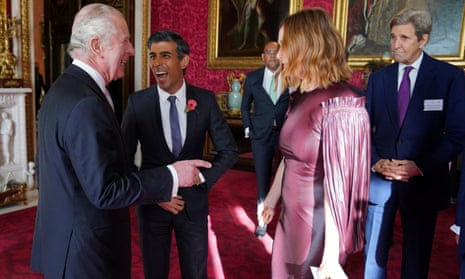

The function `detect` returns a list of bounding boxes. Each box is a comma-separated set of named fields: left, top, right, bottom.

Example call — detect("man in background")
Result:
left=240, top=41, right=289, bottom=237
left=121, top=30, right=238, bottom=279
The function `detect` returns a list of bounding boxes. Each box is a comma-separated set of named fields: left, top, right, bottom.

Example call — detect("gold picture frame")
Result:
left=207, top=0, right=303, bottom=69
left=334, top=0, right=465, bottom=69
left=0, top=0, right=6, bottom=15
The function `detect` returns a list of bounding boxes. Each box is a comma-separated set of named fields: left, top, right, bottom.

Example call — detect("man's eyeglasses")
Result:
left=264, top=50, right=278, bottom=56
left=361, top=73, right=370, bottom=79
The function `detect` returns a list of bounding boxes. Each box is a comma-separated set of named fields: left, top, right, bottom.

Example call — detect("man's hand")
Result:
left=371, top=158, right=391, bottom=174
left=244, top=127, right=250, bottom=138
left=173, top=159, right=211, bottom=187
left=157, top=196, right=184, bottom=215
left=373, top=159, right=421, bottom=182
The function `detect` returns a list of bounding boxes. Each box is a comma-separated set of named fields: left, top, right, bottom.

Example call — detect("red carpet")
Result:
left=0, top=169, right=460, bottom=278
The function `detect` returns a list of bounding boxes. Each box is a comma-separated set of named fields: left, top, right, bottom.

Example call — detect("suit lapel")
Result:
left=67, top=65, right=108, bottom=105
left=185, top=85, right=198, bottom=151
left=403, top=54, right=436, bottom=126
left=383, top=65, right=400, bottom=128
left=254, top=68, right=275, bottom=105
left=410, top=55, right=436, bottom=102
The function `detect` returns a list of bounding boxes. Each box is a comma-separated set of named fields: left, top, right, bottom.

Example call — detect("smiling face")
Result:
left=98, top=15, right=135, bottom=82
left=262, top=42, right=280, bottom=72
left=149, top=41, right=189, bottom=94
left=390, top=23, right=427, bottom=65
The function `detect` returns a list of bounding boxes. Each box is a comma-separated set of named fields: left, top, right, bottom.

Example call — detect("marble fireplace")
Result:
left=0, top=88, right=31, bottom=189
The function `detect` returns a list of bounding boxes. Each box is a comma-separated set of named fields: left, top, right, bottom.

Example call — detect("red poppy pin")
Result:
left=185, top=99, right=198, bottom=112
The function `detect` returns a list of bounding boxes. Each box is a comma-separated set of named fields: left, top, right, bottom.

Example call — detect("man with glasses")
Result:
left=241, top=41, right=290, bottom=237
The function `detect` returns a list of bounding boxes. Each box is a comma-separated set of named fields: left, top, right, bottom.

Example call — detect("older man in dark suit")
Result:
left=364, top=8, right=465, bottom=279
left=121, top=30, right=238, bottom=279
left=241, top=41, right=289, bottom=237
left=30, top=4, right=210, bottom=279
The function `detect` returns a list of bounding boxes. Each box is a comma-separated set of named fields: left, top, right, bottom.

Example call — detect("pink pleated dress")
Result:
left=271, top=81, right=370, bottom=279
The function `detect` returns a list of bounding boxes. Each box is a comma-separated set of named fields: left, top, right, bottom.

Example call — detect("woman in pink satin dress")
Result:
left=261, top=8, right=371, bottom=279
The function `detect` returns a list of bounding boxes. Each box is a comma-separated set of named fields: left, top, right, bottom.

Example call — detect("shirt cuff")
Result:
left=199, top=172, right=206, bottom=184
left=167, top=165, right=179, bottom=197
left=451, top=224, right=460, bottom=235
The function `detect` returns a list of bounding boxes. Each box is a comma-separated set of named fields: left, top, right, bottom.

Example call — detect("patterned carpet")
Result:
left=0, top=169, right=460, bottom=278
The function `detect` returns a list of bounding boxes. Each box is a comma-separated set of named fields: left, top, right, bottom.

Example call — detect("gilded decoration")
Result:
left=0, top=13, right=20, bottom=80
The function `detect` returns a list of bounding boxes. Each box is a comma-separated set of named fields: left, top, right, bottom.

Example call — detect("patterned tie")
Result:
left=168, top=96, right=182, bottom=157
left=269, top=75, right=278, bottom=104
left=397, top=66, right=413, bottom=124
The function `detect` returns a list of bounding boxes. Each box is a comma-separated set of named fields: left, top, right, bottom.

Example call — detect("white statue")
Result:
left=25, top=161, right=36, bottom=189
left=0, top=111, right=13, bottom=165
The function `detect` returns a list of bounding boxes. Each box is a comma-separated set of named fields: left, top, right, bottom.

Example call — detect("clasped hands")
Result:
left=372, top=158, right=421, bottom=182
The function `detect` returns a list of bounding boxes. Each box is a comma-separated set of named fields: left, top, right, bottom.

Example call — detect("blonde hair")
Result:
left=280, top=8, right=351, bottom=89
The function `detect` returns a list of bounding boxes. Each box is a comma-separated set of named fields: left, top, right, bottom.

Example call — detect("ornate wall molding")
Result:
left=20, top=0, right=30, bottom=87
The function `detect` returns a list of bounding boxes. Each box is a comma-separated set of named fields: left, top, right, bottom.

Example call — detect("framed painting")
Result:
left=207, top=0, right=303, bottom=69
left=333, top=0, right=465, bottom=69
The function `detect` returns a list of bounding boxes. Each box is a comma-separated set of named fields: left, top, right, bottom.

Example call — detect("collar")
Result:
left=72, top=59, right=107, bottom=94
left=158, top=80, right=187, bottom=102
left=399, top=51, right=423, bottom=71
left=264, top=67, right=278, bottom=77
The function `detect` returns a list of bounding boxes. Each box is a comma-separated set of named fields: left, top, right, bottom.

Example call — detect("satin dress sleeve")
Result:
left=321, top=96, right=371, bottom=257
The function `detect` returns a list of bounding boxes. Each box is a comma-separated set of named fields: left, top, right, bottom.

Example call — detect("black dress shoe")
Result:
left=255, top=225, right=267, bottom=237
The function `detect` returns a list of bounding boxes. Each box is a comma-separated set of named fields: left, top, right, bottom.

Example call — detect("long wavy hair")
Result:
left=280, top=8, right=352, bottom=90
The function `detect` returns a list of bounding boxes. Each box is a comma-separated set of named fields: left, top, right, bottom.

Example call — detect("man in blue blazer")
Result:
left=30, top=5, right=210, bottom=279
left=121, top=30, right=238, bottom=279
left=456, top=161, right=465, bottom=278
left=364, top=8, right=465, bottom=279
left=241, top=41, right=289, bottom=237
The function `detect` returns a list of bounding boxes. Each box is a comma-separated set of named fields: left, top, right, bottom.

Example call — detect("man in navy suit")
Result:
left=30, top=4, right=210, bottom=279
left=240, top=41, right=289, bottom=237
left=121, top=30, right=238, bottom=279
left=457, top=160, right=465, bottom=278
left=364, top=8, right=465, bottom=279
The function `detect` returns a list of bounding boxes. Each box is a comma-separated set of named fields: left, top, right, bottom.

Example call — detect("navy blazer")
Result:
left=241, top=67, right=290, bottom=143
left=31, top=65, right=176, bottom=278
left=121, top=84, right=238, bottom=220
left=366, top=53, right=465, bottom=210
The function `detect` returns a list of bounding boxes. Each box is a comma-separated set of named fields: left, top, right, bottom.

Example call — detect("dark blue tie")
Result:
left=397, top=66, right=413, bottom=124
left=168, top=96, right=182, bottom=157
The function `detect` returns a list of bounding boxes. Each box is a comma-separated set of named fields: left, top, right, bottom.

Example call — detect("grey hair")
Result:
left=390, top=8, right=432, bottom=40
left=67, top=3, right=122, bottom=58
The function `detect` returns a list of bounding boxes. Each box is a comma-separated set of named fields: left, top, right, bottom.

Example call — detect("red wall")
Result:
left=149, top=1, right=360, bottom=93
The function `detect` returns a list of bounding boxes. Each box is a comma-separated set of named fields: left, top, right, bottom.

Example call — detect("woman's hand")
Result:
left=261, top=207, right=275, bottom=225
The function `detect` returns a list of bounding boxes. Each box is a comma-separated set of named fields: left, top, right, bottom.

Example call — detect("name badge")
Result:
left=424, top=99, right=443, bottom=111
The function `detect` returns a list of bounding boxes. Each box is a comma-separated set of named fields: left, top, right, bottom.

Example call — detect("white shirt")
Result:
left=158, top=81, right=206, bottom=186
left=398, top=52, right=423, bottom=96
left=158, top=81, right=187, bottom=151
left=262, top=67, right=282, bottom=95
